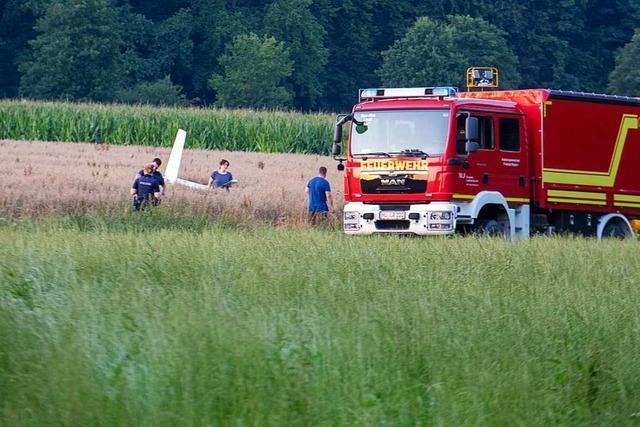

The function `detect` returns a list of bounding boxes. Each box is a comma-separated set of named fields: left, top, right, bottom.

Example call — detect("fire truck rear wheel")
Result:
left=601, top=220, right=633, bottom=239
left=473, top=219, right=506, bottom=237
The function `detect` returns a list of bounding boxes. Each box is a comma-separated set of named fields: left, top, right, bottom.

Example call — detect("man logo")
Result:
left=381, top=178, right=406, bottom=186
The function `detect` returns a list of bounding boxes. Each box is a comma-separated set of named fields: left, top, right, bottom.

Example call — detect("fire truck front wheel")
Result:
left=473, top=219, right=507, bottom=237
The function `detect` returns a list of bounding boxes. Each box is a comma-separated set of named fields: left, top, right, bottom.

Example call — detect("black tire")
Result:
left=474, top=218, right=506, bottom=237
left=601, top=220, right=632, bottom=239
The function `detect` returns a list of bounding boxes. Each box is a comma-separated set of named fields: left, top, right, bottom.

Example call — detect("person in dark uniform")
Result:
left=131, top=163, right=161, bottom=211
left=134, top=158, right=165, bottom=197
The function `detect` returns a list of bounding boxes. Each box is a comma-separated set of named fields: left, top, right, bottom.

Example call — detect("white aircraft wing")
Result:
left=175, top=178, right=208, bottom=191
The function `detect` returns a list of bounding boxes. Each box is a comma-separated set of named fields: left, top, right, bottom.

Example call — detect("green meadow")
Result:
left=1, top=214, right=639, bottom=426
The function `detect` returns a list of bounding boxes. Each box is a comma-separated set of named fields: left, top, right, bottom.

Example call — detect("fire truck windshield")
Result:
left=351, top=109, right=450, bottom=157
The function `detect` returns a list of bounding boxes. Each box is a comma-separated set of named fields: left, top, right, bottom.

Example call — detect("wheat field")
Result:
left=0, top=139, right=343, bottom=222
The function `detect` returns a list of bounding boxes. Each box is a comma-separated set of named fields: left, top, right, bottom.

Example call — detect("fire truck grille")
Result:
left=361, top=177, right=426, bottom=194
left=375, top=220, right=411, bottom=230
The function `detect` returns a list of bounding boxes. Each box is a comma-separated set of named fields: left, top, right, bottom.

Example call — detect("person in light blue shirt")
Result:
left=306, top=166, right=333, bottom=223
left=208, top=159, right=234, bottom=191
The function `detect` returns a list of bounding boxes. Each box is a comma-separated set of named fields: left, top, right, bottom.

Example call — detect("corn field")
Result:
left=0, top=100, right=335, bottom=154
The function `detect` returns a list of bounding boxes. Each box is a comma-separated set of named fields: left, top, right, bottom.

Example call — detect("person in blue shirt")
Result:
left=134, top=157, right=165, bottom=197
left=208, top=159, right=234, bottom=191
left=131, top=163, right=161, bottom=211
left=306, top=166, right=333, bottom=223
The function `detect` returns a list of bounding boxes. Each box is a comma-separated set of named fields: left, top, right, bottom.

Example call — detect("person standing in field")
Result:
left=208, top=159, right=234, bottom=191
left=306, top=166, right=333, bottom=223
left=131, top=163, right=161, bottom=211
left=134, top=158, right=166, bottom=197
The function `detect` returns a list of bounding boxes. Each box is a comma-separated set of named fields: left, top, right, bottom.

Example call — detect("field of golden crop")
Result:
left=0, top=139, right=343, bottom=222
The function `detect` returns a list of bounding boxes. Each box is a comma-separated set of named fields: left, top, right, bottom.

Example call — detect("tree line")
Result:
left=1, top=0, right=640, bottom=112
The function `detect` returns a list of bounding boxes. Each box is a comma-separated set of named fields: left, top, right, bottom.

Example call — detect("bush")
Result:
left=116, top=76, right=188, bottom=107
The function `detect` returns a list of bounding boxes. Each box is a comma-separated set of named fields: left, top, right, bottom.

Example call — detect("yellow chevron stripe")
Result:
left=542, top=114, right=639, bottom=187
left=614, top=194, right=640, bottom=202
left=544, top=169, right=609, bottom=176
left=452, top=194, right=530, bottom=203
left=505, top=197, right=530, bottom=203
left=547, top=189, right=606, bottom=200
left=547, top=197, right=607, bottom=206
left=614, top=202, right=640, bottom=208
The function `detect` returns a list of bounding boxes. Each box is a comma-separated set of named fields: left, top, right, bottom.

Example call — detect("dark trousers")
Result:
left=133, top=196, right=157, bottom=211
left=308, top=210, right=328, bottom=225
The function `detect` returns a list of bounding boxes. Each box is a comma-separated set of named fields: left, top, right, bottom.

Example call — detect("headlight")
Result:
left=344, top=223, right=360, bottom=231
left=344, top=211, right=359, bottom=222
left=429, top=223, right=453, bottom=230
left=430, top=211, right=452, bottom=221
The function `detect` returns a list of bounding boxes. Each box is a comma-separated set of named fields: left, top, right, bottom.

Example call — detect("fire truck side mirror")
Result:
left=465, top=116, right=479, bottom=152
left=465, top=116, right=479, bottom=140
left=332, top=142, right=342, bottom=156
left=465, top=141, right=479, bottom=153
left=337, top=162, right=345, bottom=171
left=333, top=122, right=343, bottom=143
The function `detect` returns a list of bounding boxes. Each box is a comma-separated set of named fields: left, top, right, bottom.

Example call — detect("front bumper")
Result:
left=342, top=202, right=457, bottom=235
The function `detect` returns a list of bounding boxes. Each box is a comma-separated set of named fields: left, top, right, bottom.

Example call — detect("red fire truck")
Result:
left=332, top=86, right=640, bottom=238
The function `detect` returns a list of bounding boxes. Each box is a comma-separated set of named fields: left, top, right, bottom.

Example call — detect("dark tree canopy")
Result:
left=208, top=33, right=293, bottom=109
left=608, top=29, right=640, bottom=96
left=263, top=0, right=328, bottom=110
left=377, top=16, right=519, bottom=89
left=20, top=0, right=124, bottom=101
left=1, top=0, right=639, bottom=110
left=0, top=0, right=38, bottom=97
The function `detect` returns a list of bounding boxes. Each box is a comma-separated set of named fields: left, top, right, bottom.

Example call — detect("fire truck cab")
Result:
left=333, top=86, right=640, bottom=239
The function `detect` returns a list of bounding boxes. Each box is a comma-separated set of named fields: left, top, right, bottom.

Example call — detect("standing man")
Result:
left=306, top=166, right=333, bottom=223
left=131, top=163, right=161, bottom=211
left=134, top=158, right=166, bottom=197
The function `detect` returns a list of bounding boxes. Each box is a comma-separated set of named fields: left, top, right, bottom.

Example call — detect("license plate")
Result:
left=380, top=211, right=405, bottom=220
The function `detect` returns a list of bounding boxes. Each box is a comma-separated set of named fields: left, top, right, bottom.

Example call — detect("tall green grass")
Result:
left=1, top=217, right=639, bottom=425
left=0, top=100, right=335, bottom=153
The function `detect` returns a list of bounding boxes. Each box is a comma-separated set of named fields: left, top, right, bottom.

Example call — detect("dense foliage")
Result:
left=378, top=16, right=520, bottom=89
left=608, top=29, right=640, bottom=96
left=1, top=0, right=640, bottom=111
left=209, top=33, right=294, bottom=108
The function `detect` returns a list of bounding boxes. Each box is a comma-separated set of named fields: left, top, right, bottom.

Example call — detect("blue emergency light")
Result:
left=359, top=86, right=457, bottom=101
left=432, top=86, right=457, bottom=97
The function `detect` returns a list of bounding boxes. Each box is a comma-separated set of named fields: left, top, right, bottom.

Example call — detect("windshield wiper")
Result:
left=388, top=149, right=429, bottom=159
left=351, top=152, right=391, bottom=159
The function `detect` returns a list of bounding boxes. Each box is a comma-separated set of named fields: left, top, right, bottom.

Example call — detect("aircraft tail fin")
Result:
left=164, top=129, right=210, bottom=191
left=164, top=129, right=186, bottom=183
